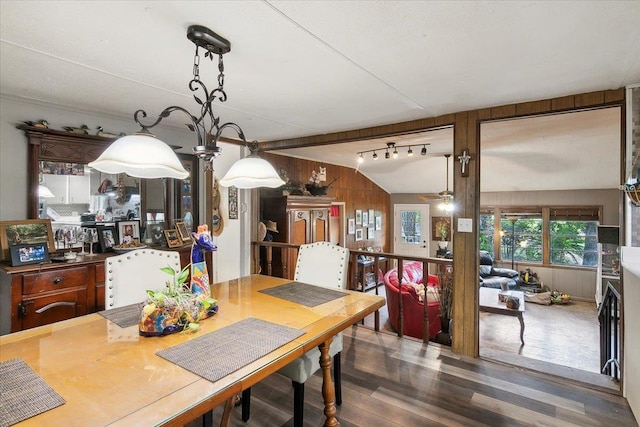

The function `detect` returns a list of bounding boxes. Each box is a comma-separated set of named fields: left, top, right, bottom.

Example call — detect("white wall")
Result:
left=621, top=247, right=640, bottom=421
left=0, top=95, right=247, bottom=279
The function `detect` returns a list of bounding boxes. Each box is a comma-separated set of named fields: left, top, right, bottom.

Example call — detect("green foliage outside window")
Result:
left=550, top=220, right=598, bottom=266
left=501, top=217, right=542, bottom=263
left=479, top=213, right=494, bottom=256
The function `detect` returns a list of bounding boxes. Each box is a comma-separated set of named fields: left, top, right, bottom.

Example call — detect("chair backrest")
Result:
left=105, top=249, right=181, bottom=309
left=293, top=241, right=349, bottom=290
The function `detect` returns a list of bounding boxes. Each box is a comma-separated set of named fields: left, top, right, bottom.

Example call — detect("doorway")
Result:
left=478, top=107, right=622, bottom=391
left=393, top=204, right=430, bottom=258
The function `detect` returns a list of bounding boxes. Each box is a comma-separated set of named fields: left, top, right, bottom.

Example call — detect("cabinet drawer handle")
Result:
left=53, top=277, right=63, bottom=285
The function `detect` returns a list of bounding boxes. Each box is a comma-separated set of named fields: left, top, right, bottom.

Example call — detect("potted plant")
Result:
left=435, top=268, right=453, bottom=344
left=437, top=221, right=449, bottom=250
left=139, top=264, right=218, bottom=336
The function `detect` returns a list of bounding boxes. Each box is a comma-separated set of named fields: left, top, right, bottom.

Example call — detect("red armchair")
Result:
left=383, top=261, right=441, bottom=340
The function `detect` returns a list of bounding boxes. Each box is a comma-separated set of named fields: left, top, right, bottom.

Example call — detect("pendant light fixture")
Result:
left=89, top=25, right=283, bottom=189
left=357, top=142, right=430, bottom=163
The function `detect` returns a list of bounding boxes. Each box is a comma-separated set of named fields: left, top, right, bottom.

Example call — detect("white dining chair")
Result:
left=105, top=249, right=181, bottom=309
left=242, top=241, right=349, bottom=427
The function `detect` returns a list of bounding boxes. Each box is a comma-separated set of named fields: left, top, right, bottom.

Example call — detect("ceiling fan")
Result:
left=419, top=154, right=454, bottom=206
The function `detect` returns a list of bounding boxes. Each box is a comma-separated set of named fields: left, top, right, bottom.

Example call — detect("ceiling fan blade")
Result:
left=418, top=194, right=441, bottom=201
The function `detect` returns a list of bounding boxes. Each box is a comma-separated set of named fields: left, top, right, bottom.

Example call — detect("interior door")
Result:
left=394, top=204, right=430, bottom=258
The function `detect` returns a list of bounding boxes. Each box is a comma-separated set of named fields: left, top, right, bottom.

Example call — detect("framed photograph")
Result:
left=164, top=229, right=182, bottom=248
left=368, top=209, right=375, bottom=226
left=375, top=216, right=382, bottom=231
left=432, top=216, right=452, bottom=241
left=10, top=243, right=50, bottom=266
left=175, top=153, right=199, bottom=229
left=96, top=225, right=117, bottom=252
left=116, top=220, right=141, bottom=245
left=175, top=221, right=192, bottom=243
left=355, top=228, right=364, bottom=241
left=228, top=185, right=238, bottom=220
left=355, top=210, right=362, bottom=225
left=362, top=211, right=368, bottom=227
left=368, top=227, right=375, bottom=239
left=348, top=218, right=355, bottom=235
left=0, top=219, right=55, bottom=261
left=147, top=222, right=166, bottom=246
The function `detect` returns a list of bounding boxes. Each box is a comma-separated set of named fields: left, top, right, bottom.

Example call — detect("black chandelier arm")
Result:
left=133, top=106, right=203, bottom=146
left=213, top=122, right=247, bottom=146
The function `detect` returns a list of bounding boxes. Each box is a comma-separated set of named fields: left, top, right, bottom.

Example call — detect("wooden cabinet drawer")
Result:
left=23, top=267, right=88, bottom=294
left=21, top=288, right=87, bottom=330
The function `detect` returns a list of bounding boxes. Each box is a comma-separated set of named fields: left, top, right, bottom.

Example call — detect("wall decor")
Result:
left=432, top=216, right=452, bottom=241
left=116, top=220, right=141, bottom=245
left=375, top=216, right=382, bottom=231
left=164, top=229, right=182, bottom=248
left=175, top=221, right=192, bottom=243
left=362, top=211, right=369, bottom=227
left=0, top=219, right=55, bottom=261
left=368, top=227, right=375, bottom=239
left=228, top=185, right=238, bottom=219
left=355, top=210, right=362, bottom=225
left=368, top=209, right=375, bottom=226
left=96, top=225, right=117, bottom=252
left=355, top=228, right=364, bottom=241
left=348, top=218, right=355, bottom=235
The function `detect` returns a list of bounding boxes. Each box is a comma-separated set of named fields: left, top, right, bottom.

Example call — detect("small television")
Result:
left=597, top=225, right=620, bottom=245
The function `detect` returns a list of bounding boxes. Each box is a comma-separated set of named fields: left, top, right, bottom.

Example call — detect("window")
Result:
left=500, top=214, right=542, bottom=264
left=479, top=212, right=494, bottom=256
left=481, top=206, right=602, bottom=268
left=549, top=208, right=599, bottom=267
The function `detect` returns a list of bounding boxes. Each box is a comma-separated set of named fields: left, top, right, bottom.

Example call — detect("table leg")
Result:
left=518, top=313, right=525, bottom=345
left=219, top=396, right=235, bottom=427
left=319, top=338, right=340, bottom=427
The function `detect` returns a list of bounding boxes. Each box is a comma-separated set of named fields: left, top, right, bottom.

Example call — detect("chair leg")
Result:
left=241, top=388, right=251, bottom=422
left=292, top=381, right=304, bottom=427
left=333, top=352, right=342, bottom=406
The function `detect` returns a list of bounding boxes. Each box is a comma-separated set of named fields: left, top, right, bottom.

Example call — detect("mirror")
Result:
left=21, top=125, right=198, bottom=250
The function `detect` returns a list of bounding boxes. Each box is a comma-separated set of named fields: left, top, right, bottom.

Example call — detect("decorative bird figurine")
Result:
left=63, top=124, right=89, bottom=134
left=22, top=120, right=49, bottom=128
left=96, top=126, right=126, bottom=138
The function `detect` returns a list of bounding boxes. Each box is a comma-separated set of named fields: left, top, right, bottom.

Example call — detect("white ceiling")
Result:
left=1, top=1, right=637, bottom=194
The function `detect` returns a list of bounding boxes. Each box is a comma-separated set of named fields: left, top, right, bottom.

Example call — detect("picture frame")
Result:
left=0, top=219, right=55, bottom=261
left=368, top=227, right=375, bottom=239
left=375, top=216, right=382, bottom=231
left=355, top=210, right=362, bottom=225
left=147, top=222, right=166, bottom=246
left=432, top=216, right=452, bottom=241
left=116, top=220, right=141, bottom=245
left=10, top=243, right=50, bottom=266
left=348, top=218, right=355, bottom=235
left=96, top=225, right=117, bottom=252
left=355, top=228, right=364, bottom=241
left=228, top=185, right=239, bottom=220
left=368, top=209, right=375, bottom=226
left=175, top=153, right=199, bottom=229
left=164, top=229, right=182, bottom=248
left=175, top=221, right=192, bottom=243
left=362, top=211, right=368, bottom=227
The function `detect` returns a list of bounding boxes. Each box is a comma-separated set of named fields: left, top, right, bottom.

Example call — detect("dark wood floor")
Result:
left=200, top=326, right=637, bottom=426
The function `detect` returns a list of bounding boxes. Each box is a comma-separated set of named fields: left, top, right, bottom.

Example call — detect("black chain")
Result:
left=217, top=53, right=224, bottom=90
left=193, top=46, right=200, bottom=82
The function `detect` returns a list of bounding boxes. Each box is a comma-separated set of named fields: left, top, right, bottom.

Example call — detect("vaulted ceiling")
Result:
left=1, top=1, right=637, bottom=193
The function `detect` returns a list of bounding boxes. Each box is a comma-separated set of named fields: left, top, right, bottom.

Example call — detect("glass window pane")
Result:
left=479, top=213, right=494, bottom=256
left=501, top=217, right=542, bottom=263
left=550, top=220, right=598, bottom=266
left=400, top=210, right=421, bottom=245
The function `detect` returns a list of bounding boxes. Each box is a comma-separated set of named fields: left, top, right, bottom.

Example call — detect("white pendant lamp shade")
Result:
left=88, top=133, right=189, bottom=179
left=38, top=184, right=55, bottom=198
left=219, top=156, right=285, bottom=189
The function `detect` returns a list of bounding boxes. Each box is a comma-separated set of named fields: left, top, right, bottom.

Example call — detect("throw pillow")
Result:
left=406, top=282, right=425, bottom=302
left=425, top=285, right=440, bottom=303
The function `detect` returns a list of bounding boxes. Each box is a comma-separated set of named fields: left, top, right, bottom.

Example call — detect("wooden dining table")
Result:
left=0, top=274, right=385, bottom=427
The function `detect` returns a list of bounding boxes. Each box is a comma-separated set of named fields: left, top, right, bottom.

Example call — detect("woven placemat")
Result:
left=259, top=281, right=346, bottom=307
left=157, top=318, right=304, bottom=383
left=98, top=302, right=144, bottom=328
left=0, top=358, right=65, bottom=427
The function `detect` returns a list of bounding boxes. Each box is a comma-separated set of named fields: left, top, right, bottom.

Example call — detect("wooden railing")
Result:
left=598, top=280, right=622, bottom=381
left=251, top=241, right=453, bottom=344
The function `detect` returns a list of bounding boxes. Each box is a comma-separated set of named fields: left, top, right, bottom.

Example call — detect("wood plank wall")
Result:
left=259, top=152, right=390, bottom=251
left=260, top=88, right=626, bottom=357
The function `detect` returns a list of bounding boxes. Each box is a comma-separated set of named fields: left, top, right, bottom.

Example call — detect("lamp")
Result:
left=357, top=142, right=430, bottom=163
left=89, top=25, right=283, bottom=188
left=219, top=142, right=285, bottom=189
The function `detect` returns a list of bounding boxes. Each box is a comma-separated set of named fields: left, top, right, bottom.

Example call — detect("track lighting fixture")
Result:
left=357, top=142, right=430, bottom=163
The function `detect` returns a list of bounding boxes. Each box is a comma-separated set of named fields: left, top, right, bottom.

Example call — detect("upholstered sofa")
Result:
left=383, top=261, right=441, bottom=340
left=479, top=251, right=519, bottom=289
